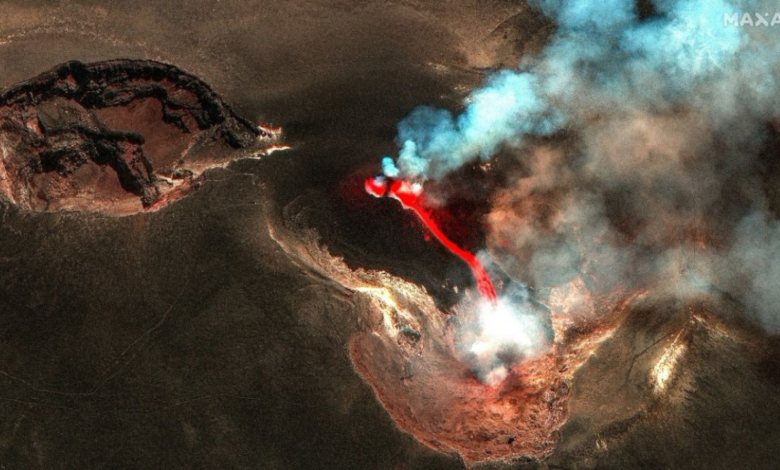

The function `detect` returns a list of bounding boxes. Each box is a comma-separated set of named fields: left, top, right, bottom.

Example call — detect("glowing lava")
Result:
left=365, top=176, right=498, bottom=305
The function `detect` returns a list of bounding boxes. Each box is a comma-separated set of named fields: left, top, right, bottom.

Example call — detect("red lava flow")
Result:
left=365, top=176, right=498, bottom=305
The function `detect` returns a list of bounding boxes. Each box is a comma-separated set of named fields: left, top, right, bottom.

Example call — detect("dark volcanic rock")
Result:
left=0, top=60, right=280, bottom=215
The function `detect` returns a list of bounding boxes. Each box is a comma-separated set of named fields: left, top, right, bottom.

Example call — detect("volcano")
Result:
left=3, top=1, right=780, bottom=469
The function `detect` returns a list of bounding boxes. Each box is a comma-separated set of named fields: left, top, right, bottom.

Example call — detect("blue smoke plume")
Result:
left=379, top=0, right=780, bottom=347
left=382, top=0, right=763, bottom=180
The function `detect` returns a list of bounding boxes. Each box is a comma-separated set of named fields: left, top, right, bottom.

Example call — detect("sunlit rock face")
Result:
left=0, top=60, right=279, bottom=215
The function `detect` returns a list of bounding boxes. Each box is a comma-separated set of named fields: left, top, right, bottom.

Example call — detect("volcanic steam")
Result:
left=342, top=0, right=780, bottom=463
left=280, top=0, right=780, bottom=464
left=378, top=0, right=780, bottom=373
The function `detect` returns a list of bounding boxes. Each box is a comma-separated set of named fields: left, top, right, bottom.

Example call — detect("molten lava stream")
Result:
left=367, top=177, right=497, bottom=305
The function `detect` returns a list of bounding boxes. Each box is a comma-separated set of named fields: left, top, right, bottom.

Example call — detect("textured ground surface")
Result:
left=0, top=59, right=277, bottom=214
left=2, top=1, right=780, bottom=469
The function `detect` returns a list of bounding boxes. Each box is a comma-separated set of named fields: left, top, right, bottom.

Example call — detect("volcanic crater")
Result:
left=0, top=59, right=281, bottom=215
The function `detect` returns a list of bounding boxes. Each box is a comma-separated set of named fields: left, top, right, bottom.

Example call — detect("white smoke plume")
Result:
left=380, top=0, right=780, bottom=377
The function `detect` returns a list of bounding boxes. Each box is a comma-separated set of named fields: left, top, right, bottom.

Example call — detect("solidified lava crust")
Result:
left=0, top=59, right=279, bottom=215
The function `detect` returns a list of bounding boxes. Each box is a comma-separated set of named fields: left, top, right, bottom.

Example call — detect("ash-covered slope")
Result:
left=0, top=60, right=280, bottom=215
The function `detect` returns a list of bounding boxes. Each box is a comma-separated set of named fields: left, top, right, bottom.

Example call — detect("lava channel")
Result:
left=365, top=175, right=498, bottom=305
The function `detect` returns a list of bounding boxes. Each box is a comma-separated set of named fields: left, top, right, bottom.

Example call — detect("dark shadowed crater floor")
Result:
left=2, top=2, right=780, bottom=469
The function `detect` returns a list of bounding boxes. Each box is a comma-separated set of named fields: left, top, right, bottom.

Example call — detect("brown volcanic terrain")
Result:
left=0, top=60, right=279, bottom=215
left=2, top=2, right=780, bottom=470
